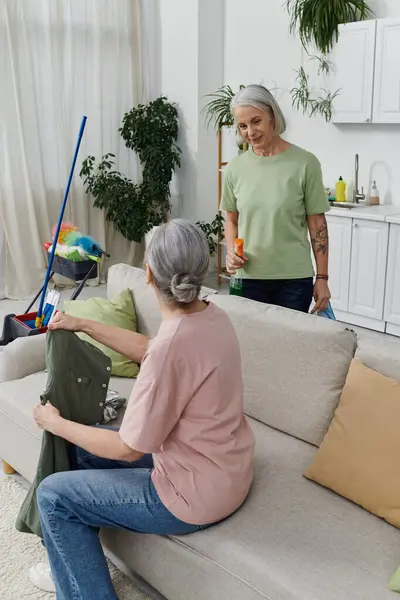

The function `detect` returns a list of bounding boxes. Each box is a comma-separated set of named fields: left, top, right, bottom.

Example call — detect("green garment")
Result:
left=15, top=330, right=111, bottom=538
left=221, top=144, right=330, bottom=280
left=389, top=567, right=400, bottom=592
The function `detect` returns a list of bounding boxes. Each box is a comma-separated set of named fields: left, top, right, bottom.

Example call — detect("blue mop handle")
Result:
left=36, top=116, right=87, bottom=327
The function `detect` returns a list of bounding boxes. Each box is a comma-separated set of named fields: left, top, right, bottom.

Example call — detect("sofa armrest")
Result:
left=0, top=334, right=47, bottom=382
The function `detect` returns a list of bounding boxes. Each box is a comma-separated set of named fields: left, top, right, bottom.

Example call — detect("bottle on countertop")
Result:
left=347, top=180, right=354, bottom=203
left=368, top=180, right=380, bottom=206
left=335, top=176, right=346, bottom=203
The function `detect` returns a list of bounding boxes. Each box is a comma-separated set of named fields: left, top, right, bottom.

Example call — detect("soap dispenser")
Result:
left=335, top=176, right=346, bottom=203
left=368, top=180, right=380, bottom=206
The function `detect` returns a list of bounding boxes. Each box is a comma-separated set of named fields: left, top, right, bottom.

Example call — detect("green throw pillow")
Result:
left=389, top=567, right=400, bottom=593
left=64, top=289, right=139, bottom=378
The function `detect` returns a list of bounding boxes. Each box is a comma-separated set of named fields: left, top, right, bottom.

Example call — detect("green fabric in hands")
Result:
left=64, top=289, right=139, bottom=378
left=15, top=330, right=111, bottom=537
left=389, top=567, right=400, bottom=593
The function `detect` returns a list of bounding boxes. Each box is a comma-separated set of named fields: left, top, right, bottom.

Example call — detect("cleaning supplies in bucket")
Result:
left=45, top=222, right=106, bottom=263
left=42, top=289, right=61, bottom=327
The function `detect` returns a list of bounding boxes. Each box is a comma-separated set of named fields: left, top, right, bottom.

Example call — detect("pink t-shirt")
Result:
left=119, top=302, right=255, bottom=525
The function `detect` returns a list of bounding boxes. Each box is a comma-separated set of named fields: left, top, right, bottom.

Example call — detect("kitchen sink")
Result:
left=329, top=202, right=366, bottom=209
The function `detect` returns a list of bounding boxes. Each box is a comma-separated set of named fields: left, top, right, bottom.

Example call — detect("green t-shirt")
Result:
left=221, top=144, right=330, bottom=280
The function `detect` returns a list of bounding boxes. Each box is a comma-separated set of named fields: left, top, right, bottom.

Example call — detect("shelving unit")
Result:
left=217, top=128, right=228, bottom=286
left=216, top=128, right=248, bottom=286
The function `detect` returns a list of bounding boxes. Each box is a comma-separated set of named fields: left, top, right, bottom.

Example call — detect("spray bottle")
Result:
left=229, top=238, right=244, bottom=296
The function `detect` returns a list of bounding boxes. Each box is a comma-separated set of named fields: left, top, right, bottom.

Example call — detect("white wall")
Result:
left=159, top=0, right=224, bottom=222
left=160, top=0, right=199, bottom=219
left=224, top=0, right=400, bottom=205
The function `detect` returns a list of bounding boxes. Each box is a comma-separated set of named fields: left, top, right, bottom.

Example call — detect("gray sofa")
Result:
left=0, top=263, right=399, bottom=600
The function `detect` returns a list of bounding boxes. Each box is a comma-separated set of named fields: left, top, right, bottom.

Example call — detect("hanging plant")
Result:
left=291, top=67, right=340, bottom=122
left=202, top=85, right=245, bottom=131
left=80, top=97, right=181, bottom=243
left=309, top=54, right=332, bottom=76
left=286, top=0, right=373, bottom=55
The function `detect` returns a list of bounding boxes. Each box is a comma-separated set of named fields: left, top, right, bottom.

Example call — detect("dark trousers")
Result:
left=241, top=277, right=313, bottom=313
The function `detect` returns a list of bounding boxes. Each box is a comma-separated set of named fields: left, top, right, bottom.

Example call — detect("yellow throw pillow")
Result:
left=64, top=289, right=139, bottom=379
left=304, top=359, right=400, bottom=528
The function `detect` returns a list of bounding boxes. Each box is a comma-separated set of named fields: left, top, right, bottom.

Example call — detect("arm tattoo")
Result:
left=310, top=217, right=328, bottom=255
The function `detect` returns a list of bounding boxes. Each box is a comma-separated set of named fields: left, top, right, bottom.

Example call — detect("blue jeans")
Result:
left=37, top=438, right=211, bottom=600
left=241, top=277, right=313, bottom=313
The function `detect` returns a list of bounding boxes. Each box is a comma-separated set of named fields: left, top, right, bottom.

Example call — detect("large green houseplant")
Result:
left=196, top=214, right=225, bottom=257
left=286, top=0, right=373, bottom=55
left=80, top=97, right=181, bottom=243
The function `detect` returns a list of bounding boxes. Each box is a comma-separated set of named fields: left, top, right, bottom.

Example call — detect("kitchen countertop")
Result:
left=328, top=204, right=400, bottom=222
left=386, top=214, right=400, bottom=225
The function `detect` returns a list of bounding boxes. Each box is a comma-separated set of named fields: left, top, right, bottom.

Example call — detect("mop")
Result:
left=0, top=116, right=88, bottom=345
left=35, top=116, right=87, bottom=328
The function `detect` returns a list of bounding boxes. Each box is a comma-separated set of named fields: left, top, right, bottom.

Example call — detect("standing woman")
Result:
left=222, top=84, right=331, bottom=314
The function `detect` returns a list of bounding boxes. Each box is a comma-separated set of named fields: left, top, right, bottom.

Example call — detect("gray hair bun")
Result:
left=171, top=273, right=201, bottom=304
left=146, top=219, right=209, bottom=306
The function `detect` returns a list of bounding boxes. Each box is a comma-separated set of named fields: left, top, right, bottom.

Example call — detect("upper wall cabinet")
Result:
left=373, top=18, right=400, bottom=123
left=330, top=20, right=377, bottom=124
left=330, top=18, right=400, bottom=125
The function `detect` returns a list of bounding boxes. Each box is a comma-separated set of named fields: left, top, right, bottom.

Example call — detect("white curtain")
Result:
left=0, top=0, right=158, bottom=299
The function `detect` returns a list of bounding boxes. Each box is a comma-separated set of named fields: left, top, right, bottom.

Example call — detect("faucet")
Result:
left=353, top=154, right=365, bottom=204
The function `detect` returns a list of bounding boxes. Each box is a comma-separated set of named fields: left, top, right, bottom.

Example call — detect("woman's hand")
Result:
left=33, top=401, right=62, bottom=434
left=226, top=248, right=248, bottom=275
left=48, top=311, right=82, bottom=332
left=312, top=279, right=331, bottom=314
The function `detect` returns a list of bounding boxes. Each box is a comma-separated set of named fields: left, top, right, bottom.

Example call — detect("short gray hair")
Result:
left=146, top=219, right=209, bottom=305
left=231, top=84, right=286, bottom=136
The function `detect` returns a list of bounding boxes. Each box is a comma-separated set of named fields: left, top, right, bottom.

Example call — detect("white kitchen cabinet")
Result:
left=330, top=20, right=377, bottom=124
left=384, top=224, right=400, bottom=325
left=326, top=216, right=352, bottom=311
left=373, top=18, right=400, bottom=124
left=348, top=219, right=389, bottom=320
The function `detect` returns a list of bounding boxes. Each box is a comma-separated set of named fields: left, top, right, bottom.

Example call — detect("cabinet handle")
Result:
left=364, top=117, right=370, bottom=123
left=353, top=223, right=359, bottom=228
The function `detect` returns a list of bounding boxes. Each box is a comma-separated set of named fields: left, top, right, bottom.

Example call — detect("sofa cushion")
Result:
left=209, top=295, right=356, bottom=446
left=65, top=289, right=140, bottom=378
left=355, top=335, right=400, bottom=380
left=0, top=371, right=134, bottom=481
left=304, top=359, right=400, bottom=528
left=106, top=264, right=217, bottom=339
left=102, top=417, right=400, bottom=600
left=0, top=334, right=47, bottom=382
left=107, top=264, right=161, bottom=338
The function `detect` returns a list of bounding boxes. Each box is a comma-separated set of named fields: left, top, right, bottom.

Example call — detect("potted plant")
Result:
left=196, top=214, right=225, bottom=273
left=286, top=0, right=373, bottom=55
left=80, top=97, right=181, bottom=244
left=203, top=85, right=249, bottom=149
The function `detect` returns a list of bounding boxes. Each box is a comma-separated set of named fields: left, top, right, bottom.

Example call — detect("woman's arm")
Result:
left=33, top=402, right=143, bottom=461
left=307, top=214, right=331, bottom=313
left=49, top=313, right=149, bottom=364
left=225, top=211, right=239, bottom=251
left=225, top=211, right=248, bottom=273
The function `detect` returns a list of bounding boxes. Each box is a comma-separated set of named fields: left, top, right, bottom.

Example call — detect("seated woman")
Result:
left=31, top=219, right=255, bottom=599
